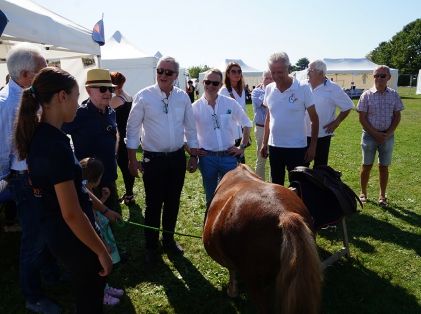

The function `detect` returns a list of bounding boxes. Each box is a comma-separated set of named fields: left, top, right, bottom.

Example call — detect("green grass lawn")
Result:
left=1, top=88, right=420, bottom=313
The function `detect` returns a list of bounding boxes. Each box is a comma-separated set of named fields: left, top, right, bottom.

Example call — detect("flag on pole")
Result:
left=0, top=10, right=9, bottom=36
left=92, top=16, right=105, bottom=46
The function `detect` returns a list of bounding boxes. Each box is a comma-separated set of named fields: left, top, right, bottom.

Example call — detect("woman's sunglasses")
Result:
left=157, top=68, right=176, bottom=76
left=230, top=69, right=242, bottom=75
left=373, top=74, right=387, bottom=79
left=92, top=86, right=115, bottom=93
left=203, top=80, right=220, bottom=86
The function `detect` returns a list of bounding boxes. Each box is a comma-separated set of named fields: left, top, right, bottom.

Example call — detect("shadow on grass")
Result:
left=321, top=255, right=420, bottom=314
left=380, top=203, right=421, bottom=227
left=349, top=213, right=421, bottom=256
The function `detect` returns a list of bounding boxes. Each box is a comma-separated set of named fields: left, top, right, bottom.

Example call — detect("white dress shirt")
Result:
left=264, top=79, right=314, bottom=148
left=304, top=79, right=354, bottom=137
left=192, top=95, right=252, bottom=151
left=126, top=84, right=199, bottom=152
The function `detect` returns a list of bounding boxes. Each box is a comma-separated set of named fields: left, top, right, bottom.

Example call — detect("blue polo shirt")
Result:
left=63, top=100, right=118, bottom=185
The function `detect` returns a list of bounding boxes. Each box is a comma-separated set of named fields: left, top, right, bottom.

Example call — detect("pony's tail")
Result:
left=277, top=212, right=322, bottom=314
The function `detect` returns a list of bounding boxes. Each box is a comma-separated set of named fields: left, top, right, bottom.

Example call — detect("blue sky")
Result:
left=34, top=0, right=420, bottom=70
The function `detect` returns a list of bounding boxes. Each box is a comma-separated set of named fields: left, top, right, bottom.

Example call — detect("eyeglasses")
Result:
left=211, top=113, right=220, bottom=129
left=162, top=97, right=169, bottom=114
left=203, top=80, right=221, bottom=86
left=230, top=69, right=242, bottom=75
left=374, top=74, right=387, bottom=79
left=157, top=68, right=176, bottom=76
left=92, top=86, right=115, bottom=93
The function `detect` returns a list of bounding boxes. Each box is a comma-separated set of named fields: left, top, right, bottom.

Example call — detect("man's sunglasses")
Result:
left=92, top=86, right=115, bottom=93
left=157, top=68, right=176, bottom=76
left=374, top=74, right=387, bottom=79
left=203, top=80, right=220, bottom=86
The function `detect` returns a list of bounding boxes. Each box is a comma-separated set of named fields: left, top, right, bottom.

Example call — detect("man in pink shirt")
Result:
left=357, top=65, right=404, bottom=207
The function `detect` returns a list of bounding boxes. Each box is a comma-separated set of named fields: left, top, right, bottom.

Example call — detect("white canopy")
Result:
left=101, top=31, right=157, bottom=96
left=416, top=69, right=421, bottom=95
left=197, top=58, right=263, bottom=96
left=0, top=0, right=100, bottom=59
left=294, top=58, right=398, bottom=90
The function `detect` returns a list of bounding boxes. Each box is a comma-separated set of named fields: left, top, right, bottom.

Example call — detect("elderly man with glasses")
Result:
left=126, top=56, right=199, bottom=263
left=63, top=68, right=121, bottom=212
left=305, top=59, right=354, bottom=167
left=356, top=65, right=404, bottom=207
left=191, top=68, right=252, bottom=209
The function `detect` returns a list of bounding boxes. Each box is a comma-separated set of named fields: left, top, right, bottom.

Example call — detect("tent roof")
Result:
left=101, top=31, right=151, bottom=60
left=0, top=0, right=100, bottom=59
left=323, top=58, right=395, bottom=74
left=217, top=59, right=262, bottom=73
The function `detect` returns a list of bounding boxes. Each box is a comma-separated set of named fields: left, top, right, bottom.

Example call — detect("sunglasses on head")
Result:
left=203, top=79, right=220, bottom=86
left=230, top=69, right=242, bottom=74
left=92, top=86, right=115, bottom=93
left=374, top=74, right=387, bottom=79
left=157, top=68, right=176, bottom=76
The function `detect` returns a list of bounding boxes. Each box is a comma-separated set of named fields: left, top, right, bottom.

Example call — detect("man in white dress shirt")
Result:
left=126, top=56, right=199, bottom=261
left=261, top=52, right=319, bottom=186
left=192, top=68, right=252, bottom=208
left=305, top=59, right=354, bottom=167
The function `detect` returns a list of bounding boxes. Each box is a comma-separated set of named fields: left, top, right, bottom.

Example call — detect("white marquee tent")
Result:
left=0, top=0, right=100, bottom=100
left=294, top=58, right=398, bottom=90
left=197, top=59, right=263, bottom=96
left=416, top=69, right=421, bottom=95
left=101, top=31, right=157, bottom=96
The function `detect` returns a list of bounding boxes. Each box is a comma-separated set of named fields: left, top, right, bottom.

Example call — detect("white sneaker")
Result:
left=103, top=293, right=120, bottom=306
left=105, top=284, right=124, bottom=298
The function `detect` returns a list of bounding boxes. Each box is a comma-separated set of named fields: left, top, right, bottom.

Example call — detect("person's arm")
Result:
left=358, top=111, right=386, bottom=144
left=87, top=189, right=122, bottom=222
left=305, top=105, right=319, bottom=163
left=126, top=93, right=144, bottom=177
left=260, top=113, right=270, bottom=159
left=55, top=181, right=112, bottom=276
left=323, top=109, right=351, bottom=134
left=385, top=111, right=401, bottom=138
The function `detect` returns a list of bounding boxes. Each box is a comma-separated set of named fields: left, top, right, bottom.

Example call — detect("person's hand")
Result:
left=227, top=146, right=244, bottom=157
left=260, top=144, right=269, bottom=159
left=373, top=131, right=388, bottom=144
left=104, top=209, right=122, bottom=223
left=101, top=187, right=111, bottom=203
left=187, top=156, right=198, bottom=173
left=323, top=120, right=340, bottom=134
left=304, top=144, right=316, bottom=163
left=97, top=251, right=113, bottom=277
left=128, top=159, right=142, bottom=177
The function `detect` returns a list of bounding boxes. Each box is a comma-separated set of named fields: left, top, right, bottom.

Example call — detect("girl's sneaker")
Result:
left=103, top=293, right=120, bottom=306
left=105, top=285, right=124, bottom=298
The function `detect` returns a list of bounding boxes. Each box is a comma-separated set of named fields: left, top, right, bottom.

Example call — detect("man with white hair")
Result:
left=305, top=59, right=354, bottom=166
left=261, top=52, right=319, bottom=186
left=356, top=65, right=404, bottom=207
left=127, top=56, right=199, bottom=262
left=251, top=70, right=273, bottom=180
left=0, top=43, right=61, bottom=313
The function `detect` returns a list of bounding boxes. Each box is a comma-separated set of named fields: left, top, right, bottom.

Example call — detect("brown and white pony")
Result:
left=203, top=164, right=322, bottom=314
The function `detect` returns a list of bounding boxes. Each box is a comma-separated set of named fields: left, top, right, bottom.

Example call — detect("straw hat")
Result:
left=85, top=68, right=116, bottom=87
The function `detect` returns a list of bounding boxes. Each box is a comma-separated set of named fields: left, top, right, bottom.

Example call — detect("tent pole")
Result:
left=97, top=55, right=101, bottom=68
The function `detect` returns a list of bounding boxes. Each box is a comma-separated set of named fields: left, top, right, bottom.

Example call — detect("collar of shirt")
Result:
left=370, top=86, right=390, bottom=94
left=85, top=100, right=112, bottom=115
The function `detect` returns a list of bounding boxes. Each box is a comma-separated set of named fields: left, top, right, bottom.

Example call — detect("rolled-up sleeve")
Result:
left=126, top=92, right=144, bottom=149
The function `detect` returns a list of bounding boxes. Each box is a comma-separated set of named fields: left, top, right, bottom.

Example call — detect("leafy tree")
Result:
left=290, top=57, right=310, bottom=72
left=188, top=65, right=210, bottom=79
left=368, top=19, right=421, bottom=74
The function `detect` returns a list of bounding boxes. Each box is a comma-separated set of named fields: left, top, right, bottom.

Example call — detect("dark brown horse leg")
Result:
left=227, top=269, right=239, bottom=298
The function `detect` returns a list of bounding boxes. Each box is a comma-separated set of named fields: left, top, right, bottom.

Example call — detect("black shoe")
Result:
left=162, top=240, right=184, bottom=255
left=25, top=297, right=61, bottom=314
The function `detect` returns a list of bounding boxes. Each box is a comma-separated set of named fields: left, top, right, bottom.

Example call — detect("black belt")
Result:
left=10, top=169, right=28, bottom=175
left=201, top=149, right=232, bottom=157
left=143, top=147, right=184, bottom=158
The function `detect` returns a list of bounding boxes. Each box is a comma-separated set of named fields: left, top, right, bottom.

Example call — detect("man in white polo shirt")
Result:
left=192, top=68, right=252, bottom=208
left=261, top=52, right=319, bottom=186
left=305, top=59, right=354, bottom=167
left=126, top=56, right=199, bottom=262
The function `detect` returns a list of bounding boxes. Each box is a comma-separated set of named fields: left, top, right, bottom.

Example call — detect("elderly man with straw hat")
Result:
left=63, top=68, right=121, bottom=212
